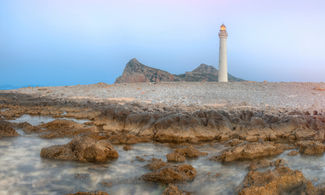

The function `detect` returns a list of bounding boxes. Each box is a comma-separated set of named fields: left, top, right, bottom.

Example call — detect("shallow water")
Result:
left=8, top=114, right=90, bottom=126
left=0, top=117, right=324, bottom=195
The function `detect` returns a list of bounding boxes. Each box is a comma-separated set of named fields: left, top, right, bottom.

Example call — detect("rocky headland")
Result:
left=115, top=58, right=244, bottom=83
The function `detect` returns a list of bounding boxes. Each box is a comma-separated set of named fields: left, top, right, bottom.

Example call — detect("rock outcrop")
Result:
left=115, top=58, right=244, bottom=83
left=0, top=120, right=18, bottom=137
left=214, top=142, right=284, bottom=162
left=40, top=136, right=118, bottom=163
left=239, top=166, right=323, bottom=195
left=39, top=119, right=97, bottom=139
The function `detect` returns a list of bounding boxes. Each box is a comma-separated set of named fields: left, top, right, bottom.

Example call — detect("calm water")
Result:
left=0, top=115, right=324, bottom=195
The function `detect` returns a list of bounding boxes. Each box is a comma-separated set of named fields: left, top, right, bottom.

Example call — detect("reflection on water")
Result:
left=0, top=117, right=324, bottom=195
left=8, top=114, right=90, bottom=126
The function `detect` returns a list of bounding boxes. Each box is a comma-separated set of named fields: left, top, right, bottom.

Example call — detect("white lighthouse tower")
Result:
left=218, top=24, right=228, bottom=82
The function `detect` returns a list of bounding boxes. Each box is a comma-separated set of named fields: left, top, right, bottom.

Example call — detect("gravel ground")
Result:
left=3, top=82, right=325, bottom=111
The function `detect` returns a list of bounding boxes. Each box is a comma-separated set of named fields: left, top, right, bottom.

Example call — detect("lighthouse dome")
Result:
left=220, top=24, right=226, bottom=31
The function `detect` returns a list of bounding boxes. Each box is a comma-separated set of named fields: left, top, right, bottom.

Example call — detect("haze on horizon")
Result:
left=1, top=0, right=325, bottom=88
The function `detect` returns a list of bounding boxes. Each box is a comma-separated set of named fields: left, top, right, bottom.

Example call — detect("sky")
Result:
left=0, top=0, right=325, bottom=87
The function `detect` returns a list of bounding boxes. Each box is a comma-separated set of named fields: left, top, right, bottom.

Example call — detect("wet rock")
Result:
left=248, top=159, right=272, bottom=171
left=245, top=135, right=258, bottom=142
left=123, top=145, right=132, bottom=151
left=39, top=119, right=97, bottom=139
left=239, top=166, right=321, bottom=195
left=296, top=140, right=325, bottom=155
left=108, top=132, right=151, bottom=144
left=67, top=192, right=109, bottom=195
left=167, top=152, right=186, bottom=162
left=288, top=150, right=299, bottom=156
left=163, top=184, right=189, bottom=195
left=215, top=142, right=284, bottom=162
left=16, top=122, right=41, bottom=134
left=136, top=156, right=146, bottom=162
left=146, top=158, right=168, bottom=170
left=40, top=136, right=118, bottom=163
left=166, top=146, right=207, bottom=162
left=142, top=164, right=196, bottom=184
left=225, top=138, right=244, bottom=146
left=249, top=158, right=287, bottom=171
left=0, top=120, right=18, bottom=137
left=272, top=158, right=287, bottom=167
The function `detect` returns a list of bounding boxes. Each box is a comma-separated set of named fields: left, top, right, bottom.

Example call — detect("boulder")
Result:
left=40, top=136, right=118, bottom=163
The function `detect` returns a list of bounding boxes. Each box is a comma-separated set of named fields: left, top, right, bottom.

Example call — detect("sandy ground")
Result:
left=3, top=82, right=325, bottom=111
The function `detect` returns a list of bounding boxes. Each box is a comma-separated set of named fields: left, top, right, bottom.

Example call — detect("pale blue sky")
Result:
left=1, top=0, right=325, bottom=88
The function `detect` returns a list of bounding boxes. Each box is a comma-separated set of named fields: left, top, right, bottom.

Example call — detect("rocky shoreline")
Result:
left=0, top=83, right=325, bottom=194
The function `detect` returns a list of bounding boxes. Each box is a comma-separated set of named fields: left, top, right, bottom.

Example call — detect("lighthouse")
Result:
left=218, top=24, right=228, bottom=82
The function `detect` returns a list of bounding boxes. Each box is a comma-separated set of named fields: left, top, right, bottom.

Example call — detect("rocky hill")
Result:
left=115, top=58, right=244, bottom=83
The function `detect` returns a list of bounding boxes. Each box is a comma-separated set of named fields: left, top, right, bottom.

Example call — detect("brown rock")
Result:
left=245, top=135, right=258, bottom=142
left=0, top=120, right=18, bottom=137
left=248, top=159, right=272, bottom=171
left=39, top=119, right=97, bottom=139
left=288, top=150, right=299, bottom=156
left=225, top=138, right=244, bottom=146
left=239, top=166, right=320, bottom=195
left=166, top=146, right=207, bottom=162
left=40, top=136, right=118, bottom=163
left=146, top=158, right=168, bottom=170
left=215, top=142, right=284, bottom=162
left=166, top=152, right=186, bottom=162
left=142, top=164, right=196, bottom=184
left=296, top=140, right=325, bottom=155
left=272, top=158, right=287, bottom=167
left=123, top=145, right=132, bottom=151
left=16, top=122, right=41, bottom=134
left=163, top=184, right=189, bottom=195
left=136, top=156, right=146, bottom=162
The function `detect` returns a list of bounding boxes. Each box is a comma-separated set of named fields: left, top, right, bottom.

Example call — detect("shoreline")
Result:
left=1, top=82, right=325, bottom=194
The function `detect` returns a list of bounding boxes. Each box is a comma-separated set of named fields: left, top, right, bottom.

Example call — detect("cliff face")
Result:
left=115, top=58, right=244, bottom=83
